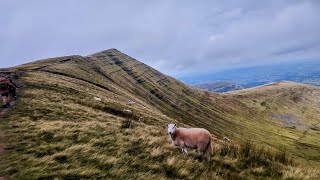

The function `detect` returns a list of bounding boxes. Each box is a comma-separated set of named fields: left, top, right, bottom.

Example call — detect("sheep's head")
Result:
left=167, top=123, right=176, bottom=135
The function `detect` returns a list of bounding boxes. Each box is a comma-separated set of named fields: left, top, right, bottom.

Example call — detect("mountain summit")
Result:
left=0, top=49, right=319, bottom=179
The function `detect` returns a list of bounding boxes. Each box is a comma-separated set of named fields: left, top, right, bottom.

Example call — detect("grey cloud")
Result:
left=0, top=0, right=319, bottom=76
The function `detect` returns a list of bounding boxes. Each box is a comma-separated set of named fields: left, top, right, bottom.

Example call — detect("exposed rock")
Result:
left=127, top=100, right=136, bottom=105
left=94, top=97, right=102, bottom=101
left=223, top=137, right=231, bottom=142
left=123, top=109, right=132, bottom=114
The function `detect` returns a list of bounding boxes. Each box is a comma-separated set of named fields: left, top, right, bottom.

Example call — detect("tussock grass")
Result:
left=2, top=106, right=318, bottom=180
left=121, top=119, right=134, bottom=129
left=213, top=141, right=296, bottom=177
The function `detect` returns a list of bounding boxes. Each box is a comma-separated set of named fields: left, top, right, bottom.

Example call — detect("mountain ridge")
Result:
left=0, top=49, right=319, bottom=178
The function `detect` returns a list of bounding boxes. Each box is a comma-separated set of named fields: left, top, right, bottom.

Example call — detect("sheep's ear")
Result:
left=174, top=124, right=176, bottom=127
left=167, top=124, right=169, bottom=127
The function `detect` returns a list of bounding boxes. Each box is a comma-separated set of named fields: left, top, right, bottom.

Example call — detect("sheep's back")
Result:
left=177, top=128, right=211, bottom=143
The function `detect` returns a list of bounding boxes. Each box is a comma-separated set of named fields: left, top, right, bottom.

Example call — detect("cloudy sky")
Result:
left=0, top=0, right=319, bottom=76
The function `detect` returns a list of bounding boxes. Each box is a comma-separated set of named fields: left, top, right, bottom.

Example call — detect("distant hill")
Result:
left=0, top=49, right=319, bottom=179
left=179, top=61, right=320, bottom=88
left=195, top=81, right=243, bottom=92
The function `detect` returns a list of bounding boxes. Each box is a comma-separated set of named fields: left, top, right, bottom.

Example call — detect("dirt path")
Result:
left=0, top=101, right=15, bottom=116
left=0, top=129, right=5, bottom=162
left=0, top=130, right=5, bottom=156
left=0, top=101, right=15, bottom=180
left=0, top=123, right=6, bottom=180
left=0, top=108, right=10, bottom=116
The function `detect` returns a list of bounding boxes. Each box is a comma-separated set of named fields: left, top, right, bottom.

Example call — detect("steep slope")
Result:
left=34, top=49, right=243, bottom=137
left=0, top=49, right=319, bottom=179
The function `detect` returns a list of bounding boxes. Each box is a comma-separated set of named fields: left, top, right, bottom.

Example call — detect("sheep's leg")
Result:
left=206, top=152, right=211, bottom=161
left=181, top=147, right=188, bottom=154
left=183, top=147, right=188, bottom=154
left=198, top=146, right=204, bottom=156
left=197, top=148, right=201, bottom=155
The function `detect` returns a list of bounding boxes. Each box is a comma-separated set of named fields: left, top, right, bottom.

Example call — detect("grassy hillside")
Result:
left=225, top=82, right=320, bottom=167
left=0, top=49, right=319, bottom=179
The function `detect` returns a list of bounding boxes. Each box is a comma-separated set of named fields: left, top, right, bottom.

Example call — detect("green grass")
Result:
left=0, top=49, right=319, bottom=179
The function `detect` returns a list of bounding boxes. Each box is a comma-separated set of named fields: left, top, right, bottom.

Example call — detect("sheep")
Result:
left=167, top=123, right=213, bottom=159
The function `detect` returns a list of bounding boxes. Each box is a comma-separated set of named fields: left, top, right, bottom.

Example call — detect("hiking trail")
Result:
left=0, top=101, right=15, bottom=180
